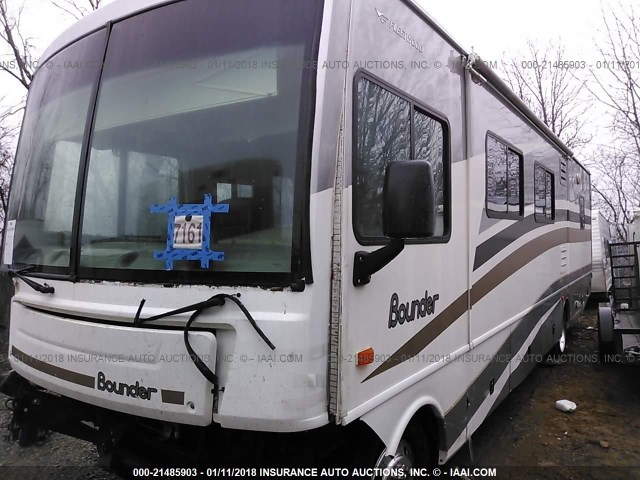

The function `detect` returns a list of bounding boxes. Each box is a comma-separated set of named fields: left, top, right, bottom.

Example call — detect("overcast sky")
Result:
left=0, top=0, right=628, bottom=156
left=422, top=0, right=606, bottom=62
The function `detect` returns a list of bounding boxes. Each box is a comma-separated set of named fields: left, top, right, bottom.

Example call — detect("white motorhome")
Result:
left=1, top=0, right=591, bottom=473
left=591, top=210, right=612, bottom=300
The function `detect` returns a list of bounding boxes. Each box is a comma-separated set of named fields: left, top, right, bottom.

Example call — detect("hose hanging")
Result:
left=133, top=293, right=276, bottom=387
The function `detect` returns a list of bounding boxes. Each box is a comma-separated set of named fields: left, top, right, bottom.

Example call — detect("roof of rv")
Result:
left=39, top=0, right=170, bottom=63
left=39, top=0, right=588, bottom=173
left=41, top=0, right=467, bottom=67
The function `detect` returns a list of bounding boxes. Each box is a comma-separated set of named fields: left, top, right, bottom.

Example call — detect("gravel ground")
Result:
left=1, top=294, right=639, bottom=479
left=0, top=275, right=116, bottom=479
left=449, top=306, right=640, bottom=479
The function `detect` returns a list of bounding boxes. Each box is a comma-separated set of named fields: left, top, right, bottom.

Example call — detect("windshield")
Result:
left=5, top=30, right=105, bottom=272
left=6, top=0, right=321, bottom=283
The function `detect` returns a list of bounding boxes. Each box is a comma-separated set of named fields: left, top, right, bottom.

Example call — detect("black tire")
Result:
left=598, top=303, right=615, bottom=364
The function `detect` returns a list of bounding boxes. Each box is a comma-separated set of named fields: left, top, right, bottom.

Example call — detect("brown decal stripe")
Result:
left=473, top=210, right=590, bottom=271
left=364, top=227, right=591, bottom=382
left=568, top=227, right=591, bottom=243
left=11, top=346, right=186, bottom=405
left=471, top=227, right=589, bottom=306
left=362, top=292, right=468, bottom=381
left=161, top=389, right=185, bottom=405
left=11, top=346, right=95, bottom=389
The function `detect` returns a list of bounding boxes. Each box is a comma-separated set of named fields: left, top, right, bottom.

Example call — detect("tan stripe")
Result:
left=363, top=227, right=590, bottom=382
left=11, top=346, right=95, bottom=389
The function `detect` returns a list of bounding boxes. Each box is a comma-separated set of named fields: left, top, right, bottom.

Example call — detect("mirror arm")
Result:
left=353, top=238, right=405, bottom=287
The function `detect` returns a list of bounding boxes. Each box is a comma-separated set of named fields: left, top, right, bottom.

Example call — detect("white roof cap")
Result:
left=39, top=0, right=172, bottom=64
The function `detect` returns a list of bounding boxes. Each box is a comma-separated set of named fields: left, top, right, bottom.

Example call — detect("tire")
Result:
left=598, top=303, right=615, bottom=364
left=373, top=422, right=432, bottom=480
left=549, top=306, right=569, bottom=356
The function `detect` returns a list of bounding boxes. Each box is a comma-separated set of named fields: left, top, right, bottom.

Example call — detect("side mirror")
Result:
left=353, top=160, right=436, bottom=286
left=383, top=160, right=436, bottom=239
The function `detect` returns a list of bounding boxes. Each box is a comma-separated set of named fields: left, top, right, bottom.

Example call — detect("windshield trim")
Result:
left=294, top=1, right=324, bottom=287
left=69, top=25, right=111, bottom=279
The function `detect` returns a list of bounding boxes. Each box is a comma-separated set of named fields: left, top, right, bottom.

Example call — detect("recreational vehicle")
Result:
left=591, top=210, right=612, bottom=300
left=1, top=0, right=591, bottom=473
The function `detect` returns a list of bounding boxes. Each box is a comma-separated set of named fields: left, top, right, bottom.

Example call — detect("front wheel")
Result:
left=373, top=422, right=432, bottom=479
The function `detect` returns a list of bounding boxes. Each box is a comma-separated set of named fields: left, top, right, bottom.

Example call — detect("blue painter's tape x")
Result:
left=150, top=194, right=229, bottom=271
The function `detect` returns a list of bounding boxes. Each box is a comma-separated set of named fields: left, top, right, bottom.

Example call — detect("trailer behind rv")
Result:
left=1, top=0, right=591, bottom=474
left=591, top=210, right=612, bottom=300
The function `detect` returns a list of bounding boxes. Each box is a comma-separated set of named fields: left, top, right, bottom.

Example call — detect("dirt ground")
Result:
left=449, top=306, right=640, bottom=479
left=1, top=299, right=639, bottom=479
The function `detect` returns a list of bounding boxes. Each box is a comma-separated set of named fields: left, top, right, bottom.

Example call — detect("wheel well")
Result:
left=409, top=405, right=444, bottom=459
left=359, top=399, right=447, bottom=464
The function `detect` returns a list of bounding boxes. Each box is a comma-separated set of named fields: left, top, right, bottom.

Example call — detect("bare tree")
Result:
left=0, top=103, right=19, bottom=228
left=589, top=145, right=639, bottom=239
left=50, top=0, right=103, bottom=20
left=501, top=40, right=592, bottom=152
left=586, top=4, right=640, bottom=236
left=0, top=0, right=33, bottom=234
left=0, top=0, right=35, bottom=90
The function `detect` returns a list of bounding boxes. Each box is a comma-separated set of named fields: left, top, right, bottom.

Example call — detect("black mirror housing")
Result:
left=353, top=160, right=437, bottom=287
left=383, top=160, right=436, bottom=239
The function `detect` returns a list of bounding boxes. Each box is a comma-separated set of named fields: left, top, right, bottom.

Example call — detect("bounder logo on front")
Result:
left=97, top=371, right=158, bottom=401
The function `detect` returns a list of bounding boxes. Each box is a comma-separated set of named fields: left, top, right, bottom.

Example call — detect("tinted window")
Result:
left=78, top=0, right=318, bottom=274
left=5, top=31, right=106, bottom=269
left=486, top=134, right=522, bottom=217
left=354, top=78, right=410, bottom=238
left=414, top=110, right=445, bottom=236
left=534, top=164, right=555, bottom=223
left=354, top=75, right=448, bottom=241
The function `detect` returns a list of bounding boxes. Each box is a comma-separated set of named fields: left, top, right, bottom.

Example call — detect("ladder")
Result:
left=609, top=241, right=640, bottom=311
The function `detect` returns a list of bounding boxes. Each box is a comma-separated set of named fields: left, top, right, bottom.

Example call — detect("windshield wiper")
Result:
left=7, top=266, right=55, bottom=295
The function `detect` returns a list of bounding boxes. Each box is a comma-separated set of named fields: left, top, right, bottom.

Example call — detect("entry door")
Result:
left=338, top=69, right=469, bottom=422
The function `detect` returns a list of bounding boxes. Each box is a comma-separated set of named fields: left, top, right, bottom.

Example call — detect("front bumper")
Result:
left=8, top=302, right=216, bottom=426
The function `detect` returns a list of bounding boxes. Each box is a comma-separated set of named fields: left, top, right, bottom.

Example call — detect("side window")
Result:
left=534, top=164, right=555, bottom=223
left=486, top=134, right=523, bottom=218
left=354, top=74, right=449, bottom=242
left=579, top=196, right=585, bottom=229
left=414, top=109, right=445, bottom=236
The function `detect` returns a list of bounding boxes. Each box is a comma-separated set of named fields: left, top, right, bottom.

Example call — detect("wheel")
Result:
left=373, top=422, right=432, bottom=479
left=17, top=424, right=40, bottom=448
left=550, top=321, right=567, bottom=355
left=598, top=303, right=615, bottom=364
left=549, top=306, right=569, bottom=356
